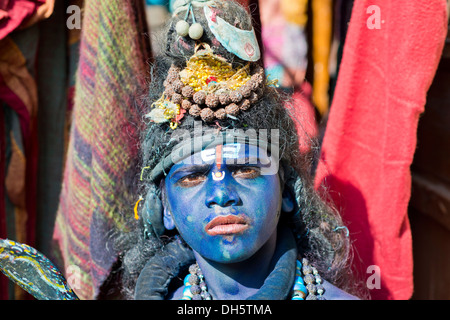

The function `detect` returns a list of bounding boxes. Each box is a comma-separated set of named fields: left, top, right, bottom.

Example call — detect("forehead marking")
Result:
left=216, top=145, right=222, bottom=170
left=200, top=143, right=241, bottom=163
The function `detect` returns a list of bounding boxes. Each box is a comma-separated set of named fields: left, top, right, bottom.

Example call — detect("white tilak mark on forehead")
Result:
left=200, top=143, right=241, bottom=162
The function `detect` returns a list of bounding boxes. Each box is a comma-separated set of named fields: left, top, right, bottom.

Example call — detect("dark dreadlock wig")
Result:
left=114, top=0, right=359, bottom=300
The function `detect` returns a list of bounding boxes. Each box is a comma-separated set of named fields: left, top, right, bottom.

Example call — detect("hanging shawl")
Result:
left=52, top=0, right=151, bottom=300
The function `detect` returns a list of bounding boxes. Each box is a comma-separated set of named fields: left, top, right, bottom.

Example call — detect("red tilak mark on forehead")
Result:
left=216, top=145, right=223, bottom=171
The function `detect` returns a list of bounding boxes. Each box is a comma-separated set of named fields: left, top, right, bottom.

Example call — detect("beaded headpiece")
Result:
left=145, top=0, right=274, bottom=130
left=146, top=44, right=266, bottom=127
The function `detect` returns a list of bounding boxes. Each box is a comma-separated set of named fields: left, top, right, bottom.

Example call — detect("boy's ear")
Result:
left=281, top=188, right=295, bottom=213
left=160, top=180, right=176, bottom=231
left=163, top=206, right=176, bottom=230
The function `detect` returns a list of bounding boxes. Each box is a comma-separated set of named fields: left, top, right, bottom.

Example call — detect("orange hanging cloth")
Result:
left=311, top=0, right=332, bottom=116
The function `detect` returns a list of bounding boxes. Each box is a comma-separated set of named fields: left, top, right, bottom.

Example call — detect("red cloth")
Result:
left=314, top=0, right=448, bottom=299
left=0, top=0, right=46, bottom=40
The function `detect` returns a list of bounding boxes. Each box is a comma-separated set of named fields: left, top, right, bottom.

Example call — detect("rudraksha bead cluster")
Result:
left=163, top=64, right=266, bottom=122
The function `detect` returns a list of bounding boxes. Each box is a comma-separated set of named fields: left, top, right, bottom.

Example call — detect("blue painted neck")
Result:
left=192, top=225, right=297, bottom=300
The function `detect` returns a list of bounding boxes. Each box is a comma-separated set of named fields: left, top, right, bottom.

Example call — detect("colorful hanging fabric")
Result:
left=260, top=0, right=309, bottom=90
left=314, top=0, right=448, bottom=300
left=0, top=0, right=46, bottom=40
left=311, top=0, right=332, bottom=116
left=52, top=0, right=151, bottom=300
left=259, top=0, right=316, bottom=155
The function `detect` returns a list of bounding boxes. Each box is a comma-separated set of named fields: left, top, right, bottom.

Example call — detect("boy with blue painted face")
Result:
left=130, top=127, right=358, bottom=300
left=0, top=0, right=361, bottom=300
left=0, top=0, right=363, bottom=300
left=120, top=0, right=361, bottom=300
left=163, top=143, right=285, bottom=299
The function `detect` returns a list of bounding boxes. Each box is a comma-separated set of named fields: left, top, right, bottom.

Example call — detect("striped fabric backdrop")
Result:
left=53, top=0, right=151, bottom=300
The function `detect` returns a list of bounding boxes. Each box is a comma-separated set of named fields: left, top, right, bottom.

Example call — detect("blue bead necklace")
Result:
left=181, top=263, right=212, bottom=300
left=181, top=257, right=325, bottom=300
left=290, top=258, right=326, bottom=300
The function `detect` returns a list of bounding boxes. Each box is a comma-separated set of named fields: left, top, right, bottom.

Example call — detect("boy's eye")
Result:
left=232, top=167, right=261, bottom=179
left=178, top=172, right=207, bottom=187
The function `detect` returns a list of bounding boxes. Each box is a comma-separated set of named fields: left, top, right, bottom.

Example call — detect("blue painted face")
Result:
left=163, top=143, right=284, bottom=263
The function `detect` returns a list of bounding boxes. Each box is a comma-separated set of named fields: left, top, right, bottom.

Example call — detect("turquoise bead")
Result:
left=295, top=276, right=305, bottom=284
left=296, top=260, right=302, bottom=270
left=293, top=283, right=307, bottom=293
left=183, top=285, right=193, bottom=298
left=183, top=274, right=191, bottom=286
left=292, top=296, right=304, bottom=300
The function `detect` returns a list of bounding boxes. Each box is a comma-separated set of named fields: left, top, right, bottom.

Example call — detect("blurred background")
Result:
left=0, top=0, right=448, bottom=299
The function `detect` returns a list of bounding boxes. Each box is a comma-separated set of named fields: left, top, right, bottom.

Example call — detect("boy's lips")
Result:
left=205, top=214, right=250, bottom=236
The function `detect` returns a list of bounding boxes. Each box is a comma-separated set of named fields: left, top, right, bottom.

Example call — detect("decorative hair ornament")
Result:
left=144, top=92, right=186, bottom=129
left=333, top=225, right=350, bottom=237
left=146, top=43, right=266, bottom=126
left=175, top=3, right=204, bottom=40
left=203, top=5, right=261, bottom=62
left=134, top=195, right=144, bottom=220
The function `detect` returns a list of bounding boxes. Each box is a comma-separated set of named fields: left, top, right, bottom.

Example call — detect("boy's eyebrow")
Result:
left=169, top=154, right=272, bottom=179
left=169, top=164, right=211, bottom=179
